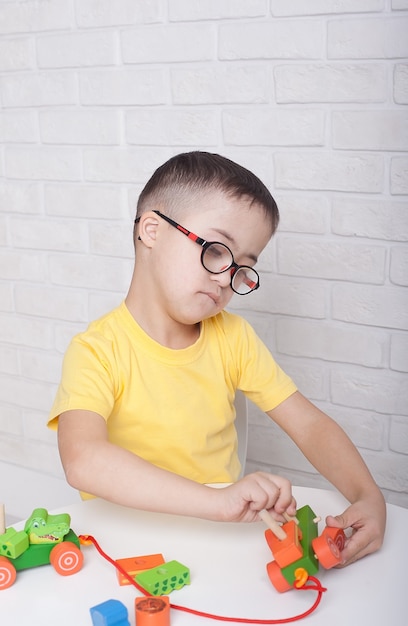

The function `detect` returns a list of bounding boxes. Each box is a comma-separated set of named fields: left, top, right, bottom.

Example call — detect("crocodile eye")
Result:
left=32, top=521, right=39, bottom=528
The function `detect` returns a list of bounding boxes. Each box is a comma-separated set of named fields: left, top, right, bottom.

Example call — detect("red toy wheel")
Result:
left=0, top=556, right=17, bottom=590
left=50, top=541, right=83, bottom=576
left=312, top=528, right=345, bottom=569
left=266, top=560, right=292, bottom=593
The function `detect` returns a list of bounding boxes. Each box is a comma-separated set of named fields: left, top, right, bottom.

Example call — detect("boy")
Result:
left=49, top=151, right=385, bottom=566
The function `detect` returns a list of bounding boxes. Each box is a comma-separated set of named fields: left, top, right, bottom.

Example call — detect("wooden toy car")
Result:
left=264, top=504, right=345, bottom=592
left=0, top=507, right=83, bottom=590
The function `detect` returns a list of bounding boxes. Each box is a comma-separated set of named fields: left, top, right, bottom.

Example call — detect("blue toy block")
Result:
left=90, top=599, right=130, bottom=626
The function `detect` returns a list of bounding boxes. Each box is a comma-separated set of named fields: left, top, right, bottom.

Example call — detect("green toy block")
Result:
left=135, top=560, right=190, bottom=596
left=280, top=505, right=319, bottom=586
left=0, top=527, right=29, bottom=559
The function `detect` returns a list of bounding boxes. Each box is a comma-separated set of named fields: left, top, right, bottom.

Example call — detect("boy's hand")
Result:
left=216, top=471, right=296, bottom=523
left=325, top=493, right=386, bottom=566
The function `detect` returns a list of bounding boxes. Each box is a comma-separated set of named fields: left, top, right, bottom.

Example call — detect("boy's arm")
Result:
left=57, top=409, right=296, bottom=523
left=267, top=391, right=386, bottom=565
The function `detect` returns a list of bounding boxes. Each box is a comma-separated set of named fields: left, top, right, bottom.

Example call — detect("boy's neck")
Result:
left=125, top=294, right=201, bottom=349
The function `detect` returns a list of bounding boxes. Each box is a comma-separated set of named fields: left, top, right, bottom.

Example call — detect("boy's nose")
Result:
left=211, top=270, right=232, bottom=289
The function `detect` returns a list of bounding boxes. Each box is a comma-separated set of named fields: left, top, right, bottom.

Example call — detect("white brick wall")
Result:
left=0, top=0, right=407, bottom=515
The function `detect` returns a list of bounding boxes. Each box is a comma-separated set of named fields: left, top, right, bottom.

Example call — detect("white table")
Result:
left=1, top=486, right=406, bottom=626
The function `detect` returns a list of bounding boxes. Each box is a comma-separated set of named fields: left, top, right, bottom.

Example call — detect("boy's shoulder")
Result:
left=73, top=302, right=126, bottom=346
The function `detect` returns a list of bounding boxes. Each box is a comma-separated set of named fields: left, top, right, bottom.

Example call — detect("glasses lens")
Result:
left=231, top=267, right=259, bottom=295
left=202, top=243, right=233, bottom=274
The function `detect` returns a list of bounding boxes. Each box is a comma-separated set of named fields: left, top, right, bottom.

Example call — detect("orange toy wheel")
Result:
left=0, top=556, right=17, bottom=590
left=312, top=528, right=346, bottom=569
left=50, top=541, right=83, bottom=576
left=266, top=560, right=292, bottom=593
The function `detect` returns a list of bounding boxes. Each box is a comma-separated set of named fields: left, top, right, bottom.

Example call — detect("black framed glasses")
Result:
left=134, top=210, right=260, bottom=295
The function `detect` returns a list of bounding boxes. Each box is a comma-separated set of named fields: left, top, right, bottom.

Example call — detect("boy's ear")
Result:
left=137, top=212, right=160, bottom=248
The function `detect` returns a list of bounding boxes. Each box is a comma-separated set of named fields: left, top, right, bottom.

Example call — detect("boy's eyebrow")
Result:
left=210, top=228, right=258, bottom=264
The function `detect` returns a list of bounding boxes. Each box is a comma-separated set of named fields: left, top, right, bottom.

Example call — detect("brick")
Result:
left=0, top=313, right=53, bottom=350
left=390, top=246, right=408, bottom=286
left=89, top=222, right=134, bottom=258
left=0, top=0, right=73, bottom=34
left=0, top=37, right=33, bottom=71
left=0, top=182, right=42, bottom=215
left=219, top=20, right=323, bottom=60
left=121, top=24, right=214, bottom=63
left=5, top=147, right=82, bottom=181
left=277, top=237, right=385, bottom=283
left=328, top=17, right=408, bottom=59
left=37, top=31, right=117, bottom=68
left=40, top=110, right=120, bottom=145
left=44, top=184, right=127, bottom=219
left=79, top=69, right=167, bottom=105
left=391, top=333, right=408, bottom=372
left=270, top=0, right=384, bottom=16
left=0, top=251, right=46, bottom=282
left=0, top=405, right=23, bottom=437
left=169, top=0, right=267, bottom=20
left=391, top=157, right=408, bottom=194
left=389, top=417, right=408, bottom=454
left=0, top=283, right=13, bottom=312
left=15, top=285, right=88, bottom=322
left=274, top=152, right=384, bottom=192
left=83, top=148, right=170, bottom=183
left=222, top=109, right=324, bottom=146
left=75, top=0, right=162, bottom=28
left=172, top=65, right=268, bottom=104
left=333, top=284, right=408, bottom=330
left=49, top=254, right=133, bottom=292
left=9, top=216, right=88, bottom=252
left=276, top=194, right=328, bottom=234
left=23, top=408, right=59, bottom=443
left=360, top=450, right=408, bottom=491
left=1, top=72, right=77, bottom=108
left=274, top=63, right=387, bottom=103
left=18, top=350, right=63, bottom=385
left=276, top=318, right=386, bottom=367
left=0, top=215, right=6, bottom=246
left=125, top=109, right=218, bottom=146
left=331, top=367, right=408, bottom=415
left=394, top=64, right=408, bottom=104
left=332, top=111, right=408, bottom=151
left=0, top=111, right=38, bottom=143
left=0, top=437, right=61, bottom=474
left=332, top=198, right=408, bottom=241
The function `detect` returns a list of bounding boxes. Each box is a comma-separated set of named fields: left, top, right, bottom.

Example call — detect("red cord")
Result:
left=79, top=534, right=326, bottom=624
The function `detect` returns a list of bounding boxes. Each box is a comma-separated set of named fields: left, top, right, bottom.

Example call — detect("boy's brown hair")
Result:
left=135, top=151, right=279, bottom=233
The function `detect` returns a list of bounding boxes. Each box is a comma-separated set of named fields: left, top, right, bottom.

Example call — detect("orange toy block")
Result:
left=135, top=596, right=170, bottom=626
left=265, top=521, right=303, bottom=569
left=116, top=554, right=165, bottom=586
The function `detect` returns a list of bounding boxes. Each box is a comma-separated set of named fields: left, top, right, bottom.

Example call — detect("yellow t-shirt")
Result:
left=48, top=302, right=296, bottom=485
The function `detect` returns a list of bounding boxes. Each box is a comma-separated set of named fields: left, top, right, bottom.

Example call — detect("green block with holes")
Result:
left=135, top=560, right=190, bottom=595
left=281, top=504, right=319, bottom=586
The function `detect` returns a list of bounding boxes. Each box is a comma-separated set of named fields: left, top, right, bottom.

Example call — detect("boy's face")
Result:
left=146, top=190, right=273, bottom=326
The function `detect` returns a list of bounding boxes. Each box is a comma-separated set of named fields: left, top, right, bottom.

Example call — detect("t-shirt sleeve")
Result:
left=47, top=332, right=116, bottom=431
left=231, top=315, right=297, bottom=412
